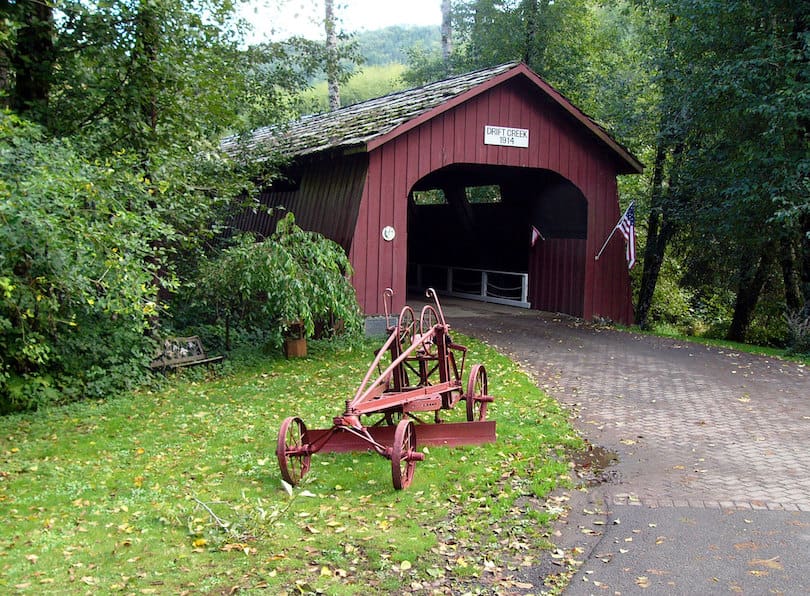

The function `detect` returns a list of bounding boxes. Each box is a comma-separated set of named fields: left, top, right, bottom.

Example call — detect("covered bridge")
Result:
left=224, top=61, right=643, bottom=324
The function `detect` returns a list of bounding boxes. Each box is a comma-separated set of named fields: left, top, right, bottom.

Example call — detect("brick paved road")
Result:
left=435, top=298, right=810, bottom=593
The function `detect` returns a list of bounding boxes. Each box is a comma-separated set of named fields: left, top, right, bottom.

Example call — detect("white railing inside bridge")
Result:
left=412, top=264, right=530, bottom=309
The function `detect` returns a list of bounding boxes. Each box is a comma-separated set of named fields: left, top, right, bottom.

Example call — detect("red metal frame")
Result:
left=276, top=288, right=496, bottom=490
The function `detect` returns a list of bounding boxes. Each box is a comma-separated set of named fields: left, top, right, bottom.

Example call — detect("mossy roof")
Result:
left=222, top=62, right=642, bottom=174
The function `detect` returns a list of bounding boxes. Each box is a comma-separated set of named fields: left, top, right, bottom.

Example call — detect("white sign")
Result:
left=484, top=125, right=529, bottom=148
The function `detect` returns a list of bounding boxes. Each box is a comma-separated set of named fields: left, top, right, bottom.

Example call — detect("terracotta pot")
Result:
left=284, top=337, right=307, bottom=358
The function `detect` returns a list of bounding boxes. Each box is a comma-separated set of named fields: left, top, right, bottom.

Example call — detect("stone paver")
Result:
left=446, top=303, right=810, bottom=509
left=429, top=298, right=810, bottom=593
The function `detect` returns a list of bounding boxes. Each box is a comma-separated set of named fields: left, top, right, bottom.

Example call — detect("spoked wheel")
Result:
left=419, top=305, right=440, bottom=355
left=277, top=416, right=311, bottom=486
left=398, top=306, right=417, bottom=350
left=391, top=419, right=417, bottom=490
left=465, top=364, right=488, bottom=421
left=419, top=305, right=440, bottom=334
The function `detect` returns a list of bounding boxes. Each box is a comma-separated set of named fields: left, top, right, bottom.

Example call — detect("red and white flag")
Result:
left=616, top=203, right=636, bottom=269
left=530, top=225, right=543, bottom=247
left=594, top=202, right=636, bottom=269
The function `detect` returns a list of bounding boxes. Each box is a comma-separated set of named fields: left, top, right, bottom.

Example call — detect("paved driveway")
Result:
left=436, top=298, right=810, bottom=594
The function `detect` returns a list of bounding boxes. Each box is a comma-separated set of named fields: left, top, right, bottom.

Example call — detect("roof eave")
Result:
left=366, top=62, right=644, bottom=175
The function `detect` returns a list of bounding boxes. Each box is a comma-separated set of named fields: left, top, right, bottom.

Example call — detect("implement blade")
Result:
left=307, top=421, right=496, bottom=454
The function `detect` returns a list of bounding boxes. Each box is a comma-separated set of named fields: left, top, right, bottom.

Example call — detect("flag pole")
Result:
left=594, top=227, right=618, bottom=261
left=594, top=201, right=634, bottom=261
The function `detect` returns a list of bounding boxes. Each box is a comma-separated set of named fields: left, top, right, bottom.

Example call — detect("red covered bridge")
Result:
left=224, top=61, right=643, bottom=324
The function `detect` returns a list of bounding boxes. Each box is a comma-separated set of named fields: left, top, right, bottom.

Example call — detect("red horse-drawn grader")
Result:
left=276, top=288, right=496, bottom=490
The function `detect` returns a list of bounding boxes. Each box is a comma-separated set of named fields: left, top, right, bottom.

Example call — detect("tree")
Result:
left=193, top=214, right=362, bottom=350
left=0, top=0, right=328, bottom=409
left=441, top=0, right=452, bottom=63
left=325, top=0, right=341, bottom=110
left=0, top=0, right=54, bottom=121
left=0, top=113, right=168, bottom=411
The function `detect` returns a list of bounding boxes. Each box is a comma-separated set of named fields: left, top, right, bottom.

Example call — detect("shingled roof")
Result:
left=223, top=61, right=642, bottom=173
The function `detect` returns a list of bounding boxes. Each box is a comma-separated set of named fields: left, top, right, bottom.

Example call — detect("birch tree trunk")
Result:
left=325, top=0, right=340, bottom=111
left=441, top=0, right=452, bottom=64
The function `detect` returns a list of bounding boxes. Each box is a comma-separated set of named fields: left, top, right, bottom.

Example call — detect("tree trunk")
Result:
left=800, top=213, right=810, bottom=308
left=779, top=235, right=804, bottom=313
left=0, top=0, right=11, bottom=108
left=325, top=0, right=340, bottom=111
left=727, top=244, right=774, bottom=342
left=635, top=141, right=671, bottom=328
left=522, top=0, right=539, bottom=65
left=129, top=0, right=162, bottom=175
left=441, top=0, right=452, bottom=65
left=11, top=0, right=54, bottom=121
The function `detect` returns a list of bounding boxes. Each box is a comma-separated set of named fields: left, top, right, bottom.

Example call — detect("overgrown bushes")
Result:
left=182, top=213, right=362, bottom=351
left=0, top=114, right=164, bottom=412
left=1, top=112, right=363, bottom=412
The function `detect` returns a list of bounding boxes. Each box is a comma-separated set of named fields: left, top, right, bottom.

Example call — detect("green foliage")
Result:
left=190, top=213, right=362, bottom=349
left=785, top=307, right=810, bottom=355
left=0, top=112, right=165, bottom=411
left=0, top=0, right=340, bottom=411
left=355, top=25, right=440, bottom=66
left=301, top=63, right=409, bottom=110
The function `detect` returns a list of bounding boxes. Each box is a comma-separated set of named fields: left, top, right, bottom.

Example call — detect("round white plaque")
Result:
left=381, top=226, right=396, bottom=242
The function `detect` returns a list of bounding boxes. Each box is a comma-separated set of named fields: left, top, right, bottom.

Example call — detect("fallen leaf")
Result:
left=749, top=557, right=783, bottom=570
left=635, top=576, right=651, bottom=588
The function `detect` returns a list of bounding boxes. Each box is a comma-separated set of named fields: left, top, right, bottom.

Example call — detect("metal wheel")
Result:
left=465, top=364, right=488, bottom=421
left=419, top=305, right=440, bottom=355
left=419, top=305, right=440, bottom=335
left=397, top=306, right=417, bottom=350
left=391, top=419, right=417, bottom=490
left=277, top=416, right=311, bottom=486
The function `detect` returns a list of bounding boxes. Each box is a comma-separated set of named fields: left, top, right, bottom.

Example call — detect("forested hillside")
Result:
left=355, top=25, right=440, bottom=66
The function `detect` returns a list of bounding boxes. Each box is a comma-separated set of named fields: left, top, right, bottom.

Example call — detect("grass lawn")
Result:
left=0, top=334, right=582, bottom=595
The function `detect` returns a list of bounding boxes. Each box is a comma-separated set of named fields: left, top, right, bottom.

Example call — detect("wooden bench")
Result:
left=149, top=336, right=224, bottom=371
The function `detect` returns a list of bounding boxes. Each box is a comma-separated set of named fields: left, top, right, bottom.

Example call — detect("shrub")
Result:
left=785, top=305, right=810, bottom=355
left=187, top=212, right=362, bottom=349
left=0, top=113, right=164, bottom=411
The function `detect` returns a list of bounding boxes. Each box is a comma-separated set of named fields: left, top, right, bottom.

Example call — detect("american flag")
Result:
left=616, top=203, right=636, bottom=269
left=530, top=225, right=542, bottom=247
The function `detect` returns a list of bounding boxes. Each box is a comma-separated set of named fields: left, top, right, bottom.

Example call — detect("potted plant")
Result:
left=283, top=321, right=307, bottom=358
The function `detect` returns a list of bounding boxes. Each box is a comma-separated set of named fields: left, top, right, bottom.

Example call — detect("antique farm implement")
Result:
left=276, top=288, right=496, bottom=490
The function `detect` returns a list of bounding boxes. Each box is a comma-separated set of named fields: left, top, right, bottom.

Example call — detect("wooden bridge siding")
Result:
left=232, top=153, right=367, bottom=251
left=351, top=79, right=633, bottom=322
left=529, top=239, right=586, bottom=317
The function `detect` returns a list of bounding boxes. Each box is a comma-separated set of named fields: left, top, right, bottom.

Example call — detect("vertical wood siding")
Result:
left=528, top=239, right=586, bottom=317
left=352, top=77, right=633, bottom=323
left=231, top=153, right=367, bottom=251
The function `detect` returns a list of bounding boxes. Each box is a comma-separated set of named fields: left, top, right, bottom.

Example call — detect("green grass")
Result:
left=0, top=334, right=581, bottom=594
left=638, top=323, right=810, bottom=365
